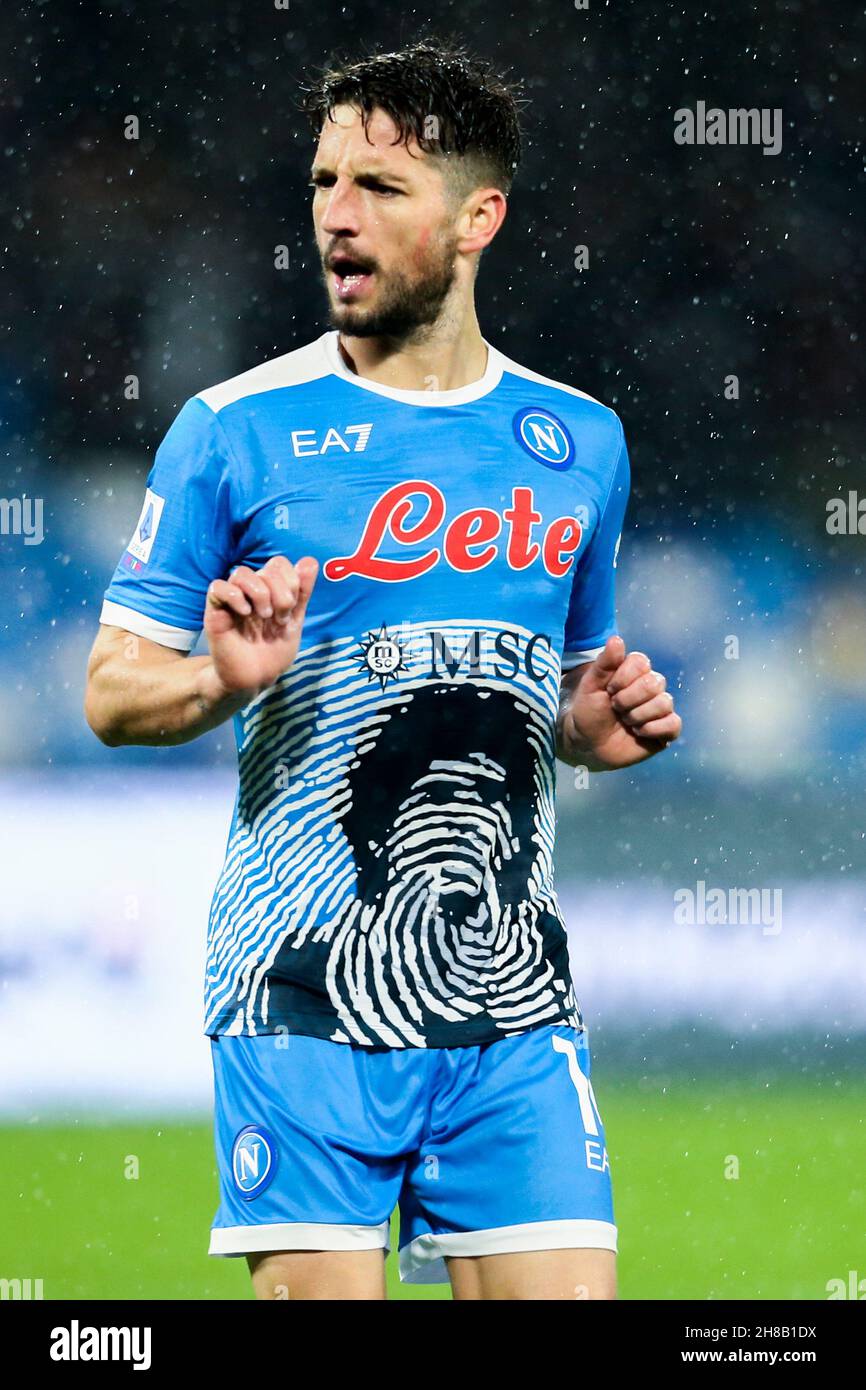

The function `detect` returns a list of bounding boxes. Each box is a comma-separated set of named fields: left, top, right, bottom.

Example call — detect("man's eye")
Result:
left=308, top=179, right=398, bottom=195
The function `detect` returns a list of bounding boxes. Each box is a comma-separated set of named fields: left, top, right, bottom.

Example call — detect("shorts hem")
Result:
left=398, top=1218, right=618, bottom=1284
left=208, top=1219, right=391, bottom=1258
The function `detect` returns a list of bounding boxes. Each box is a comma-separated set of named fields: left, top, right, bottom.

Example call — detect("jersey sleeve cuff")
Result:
left=561, top=646, right=605, bottom=671
left=99, top=599, right=201, bottom=652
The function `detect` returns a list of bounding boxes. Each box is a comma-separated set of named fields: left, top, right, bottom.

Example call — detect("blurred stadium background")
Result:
left=1, top=2, right=863, bottom=1299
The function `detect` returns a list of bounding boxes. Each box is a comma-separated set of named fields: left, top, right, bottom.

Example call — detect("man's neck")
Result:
left=336, top=319, right=488, bottom=393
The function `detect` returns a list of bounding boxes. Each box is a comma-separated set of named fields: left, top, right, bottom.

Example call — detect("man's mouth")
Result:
left=330, top=256, right=375, bottom=300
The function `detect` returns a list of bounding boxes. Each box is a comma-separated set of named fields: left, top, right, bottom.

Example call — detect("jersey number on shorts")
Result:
left=552, top=1035, right=603, bottom=1136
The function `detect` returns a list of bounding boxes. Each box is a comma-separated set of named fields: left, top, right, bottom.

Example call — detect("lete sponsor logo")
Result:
left=323, top=481, right=583, bottom=582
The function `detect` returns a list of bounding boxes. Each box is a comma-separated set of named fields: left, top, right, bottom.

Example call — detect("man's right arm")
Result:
left=85, top=555, right=319, bottom=748
left=84, top=627, right=253, bottom=747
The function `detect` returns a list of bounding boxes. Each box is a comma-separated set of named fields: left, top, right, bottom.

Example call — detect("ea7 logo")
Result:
left=291, top=424, right=373, bottom=456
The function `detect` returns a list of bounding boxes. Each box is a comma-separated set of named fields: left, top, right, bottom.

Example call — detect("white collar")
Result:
left=321, top=330, right=503, bottom=406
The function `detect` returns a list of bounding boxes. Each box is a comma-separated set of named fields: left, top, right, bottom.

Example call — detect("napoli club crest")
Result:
left=512, top=406, right=575, bottom=471
left=231, top=1125, right=277, bottom=1200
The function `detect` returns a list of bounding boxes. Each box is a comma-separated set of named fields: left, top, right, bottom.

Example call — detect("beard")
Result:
left=322, top=228, right=459, bottom=339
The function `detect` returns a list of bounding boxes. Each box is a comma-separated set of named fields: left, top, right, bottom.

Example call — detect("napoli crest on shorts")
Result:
left=232, top=1125, right=277, bottom=1200
left=512, top=407, right=575, bottom=471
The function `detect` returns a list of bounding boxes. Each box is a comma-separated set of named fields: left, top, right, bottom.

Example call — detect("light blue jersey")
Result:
left=102, top=331, right=629, bottom=1047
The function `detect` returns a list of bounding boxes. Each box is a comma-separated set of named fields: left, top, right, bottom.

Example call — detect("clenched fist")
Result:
left=558, top=634, right=682, bottom=771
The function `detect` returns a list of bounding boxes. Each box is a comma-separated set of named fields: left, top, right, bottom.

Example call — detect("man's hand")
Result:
left=85, top=554, right=319, bottom=749
left=203, top=555, right=319, bottom=700
left=557, top=634, right=681, bottom=771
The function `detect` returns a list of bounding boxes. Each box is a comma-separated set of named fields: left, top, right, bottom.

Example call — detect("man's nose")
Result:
left=319, top=178, right=362, bottom=236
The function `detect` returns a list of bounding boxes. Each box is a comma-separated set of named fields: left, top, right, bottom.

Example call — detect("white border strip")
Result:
left=208, top=1219, right=390, bottom=1258
left=561, top=646, right=604, bottom=671
left=99, top=600, right=200, bottom=652
left=399, top=1218, right=617, bottom=1284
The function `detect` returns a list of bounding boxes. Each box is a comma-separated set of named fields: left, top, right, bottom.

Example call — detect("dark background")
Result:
left=2, top=2, right=862, bottom=492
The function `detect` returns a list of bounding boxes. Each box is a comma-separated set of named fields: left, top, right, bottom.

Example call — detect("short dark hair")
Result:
left=300, top=38, right=526, bottom=201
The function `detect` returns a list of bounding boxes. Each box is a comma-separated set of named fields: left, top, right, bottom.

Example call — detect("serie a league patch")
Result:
left=125, top=488, right=165, bottom=565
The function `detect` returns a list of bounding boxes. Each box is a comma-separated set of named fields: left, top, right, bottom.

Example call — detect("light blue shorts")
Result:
left=208, top=1023, right=616, bottom=1283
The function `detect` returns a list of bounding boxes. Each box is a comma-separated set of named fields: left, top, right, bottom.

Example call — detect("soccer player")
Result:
left=85, top=40, right=681, bottom=1301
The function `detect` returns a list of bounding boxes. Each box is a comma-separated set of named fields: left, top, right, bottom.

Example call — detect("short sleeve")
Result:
left=100, top=397, right=236, bottom=651
left=561, top=422, right=630, bottom=671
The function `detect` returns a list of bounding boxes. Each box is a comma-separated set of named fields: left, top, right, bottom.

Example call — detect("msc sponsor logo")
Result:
left=354, top=625, right=553, bottom=689
left=323, top=481, right=582, bottom=583
left=232, top=1124, right=278, bottom=1200
left=512, top=407, right=575, bottom=471
left=430, top=629, right=552, bottom=683
left=357, top=624, right=410, bottom=691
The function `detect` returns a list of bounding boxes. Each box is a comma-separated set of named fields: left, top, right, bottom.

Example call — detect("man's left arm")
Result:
left=557, top=417, right=680, bottom=770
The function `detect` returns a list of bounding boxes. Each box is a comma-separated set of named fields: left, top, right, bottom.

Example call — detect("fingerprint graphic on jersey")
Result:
left=204, top=620, right=581, bottom=1046
left=329, top=683, right=558, bottom=1041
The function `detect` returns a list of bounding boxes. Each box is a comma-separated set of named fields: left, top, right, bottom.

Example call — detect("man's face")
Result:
left=311, top=103, right=461, bottom=338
